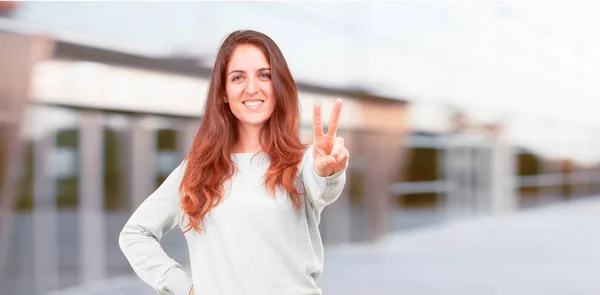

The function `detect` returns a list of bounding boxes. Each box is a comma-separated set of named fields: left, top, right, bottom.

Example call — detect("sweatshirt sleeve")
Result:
left=118, top=160, right=193, bottom=295
left=301, top=145, right=348, bottom=214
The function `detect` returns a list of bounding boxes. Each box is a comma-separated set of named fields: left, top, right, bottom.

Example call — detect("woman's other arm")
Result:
left=118, top=161, right=193, bottom=295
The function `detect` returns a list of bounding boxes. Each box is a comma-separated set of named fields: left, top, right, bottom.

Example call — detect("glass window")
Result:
left=15, top=141, right=34, bottom=211
left=55, top=127, right=79, bottom=209
left=155, top=124, right=180, bottom=187
left=103, top=112, right=131, bottom=212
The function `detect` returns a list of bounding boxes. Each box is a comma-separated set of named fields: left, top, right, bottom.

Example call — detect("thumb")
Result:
left=315, top=155, right=335, bottom=176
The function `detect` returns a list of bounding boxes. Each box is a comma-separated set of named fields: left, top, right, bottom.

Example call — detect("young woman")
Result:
left=119, top=30, right=349, bottom=295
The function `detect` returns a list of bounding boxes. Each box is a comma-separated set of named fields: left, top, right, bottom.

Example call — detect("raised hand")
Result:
left=313, top=98, right=349, bottom=177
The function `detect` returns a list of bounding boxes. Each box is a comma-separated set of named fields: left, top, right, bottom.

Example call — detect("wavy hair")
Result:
left=179, top=30, right=307, bottom=232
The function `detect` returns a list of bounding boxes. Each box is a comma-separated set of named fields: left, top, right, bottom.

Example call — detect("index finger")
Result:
left=313, top=101, right=324, bottom=137
left=327, top=98, right=343, bottom=136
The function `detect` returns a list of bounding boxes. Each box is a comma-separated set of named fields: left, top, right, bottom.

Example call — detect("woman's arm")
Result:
left=301, top=144, right=348, bottom=214
left=118, top=161, right=193, bottom=295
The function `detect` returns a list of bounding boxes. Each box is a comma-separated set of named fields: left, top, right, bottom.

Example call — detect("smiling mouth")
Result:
left=243, top=100, right=264, bottom=109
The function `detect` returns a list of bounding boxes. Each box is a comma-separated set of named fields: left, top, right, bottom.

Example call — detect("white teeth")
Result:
left=244, top=100, right=263, bottom=106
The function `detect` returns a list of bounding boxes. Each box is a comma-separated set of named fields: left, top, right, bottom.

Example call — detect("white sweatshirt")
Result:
left=119, top=145, right=347, bottom=295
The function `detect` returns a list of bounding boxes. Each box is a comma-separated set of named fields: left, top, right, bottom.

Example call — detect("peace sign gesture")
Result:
left=313, top=98, right=349, bottom=177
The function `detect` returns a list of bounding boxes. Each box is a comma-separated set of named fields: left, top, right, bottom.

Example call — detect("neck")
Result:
left=233, top=123, right=263, bottom=153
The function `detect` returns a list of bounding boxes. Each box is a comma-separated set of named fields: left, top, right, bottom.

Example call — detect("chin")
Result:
left=241, top=117, right=269, bottom=127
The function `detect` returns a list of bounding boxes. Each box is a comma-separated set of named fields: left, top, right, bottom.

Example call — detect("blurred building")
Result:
left=2, top=3, right=600, bottom=294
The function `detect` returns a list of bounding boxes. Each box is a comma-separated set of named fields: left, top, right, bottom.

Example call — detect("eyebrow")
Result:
left=227, top=67, right=271, bottom=76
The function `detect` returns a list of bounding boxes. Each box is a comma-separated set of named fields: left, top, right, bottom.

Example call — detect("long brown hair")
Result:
left=179, top=30, right=307, bottom=232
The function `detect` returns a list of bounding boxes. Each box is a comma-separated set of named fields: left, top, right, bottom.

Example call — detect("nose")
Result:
left=245, top=78, right=258, bottom=95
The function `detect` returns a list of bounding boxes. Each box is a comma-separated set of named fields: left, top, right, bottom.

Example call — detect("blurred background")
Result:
left=1, top=1, right=600, bottom=295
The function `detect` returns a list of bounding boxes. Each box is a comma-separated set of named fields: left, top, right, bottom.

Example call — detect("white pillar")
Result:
left=475, top=143, right=491, bottom=215
left=33, top=131, right=59, bottom=294
left=129, top=116, right=156, bottom=208
left=177, top=118, right=199, bottom=161
left=458, top=144, right=474, bottom=218
left=444, top=137, right=460, bottom=220
left=78, top=110, right=105, bottom=284
left=436, top=138, right=448, bottom=217
left=489, top=142, right=509, bottom=214
left=503, top=144, right=518, bottom=212
left=445, top=136, right=472, bottom=220
left=509, top=145, right=519, bottom=210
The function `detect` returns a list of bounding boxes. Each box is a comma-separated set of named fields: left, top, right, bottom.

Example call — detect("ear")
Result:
left=224, top=96, right=229, bottom=103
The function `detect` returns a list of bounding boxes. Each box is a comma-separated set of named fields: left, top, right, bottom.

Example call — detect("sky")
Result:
left=6, top=1, right=600, bottom=163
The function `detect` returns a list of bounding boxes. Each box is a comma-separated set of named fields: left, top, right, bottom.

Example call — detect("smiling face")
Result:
left=225, top=44, right=276, bottom=132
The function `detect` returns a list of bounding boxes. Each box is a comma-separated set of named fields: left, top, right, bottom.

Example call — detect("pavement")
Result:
left=319, top=197, right=600, bottom=295
left=39, top=197, right=600, bottom=295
